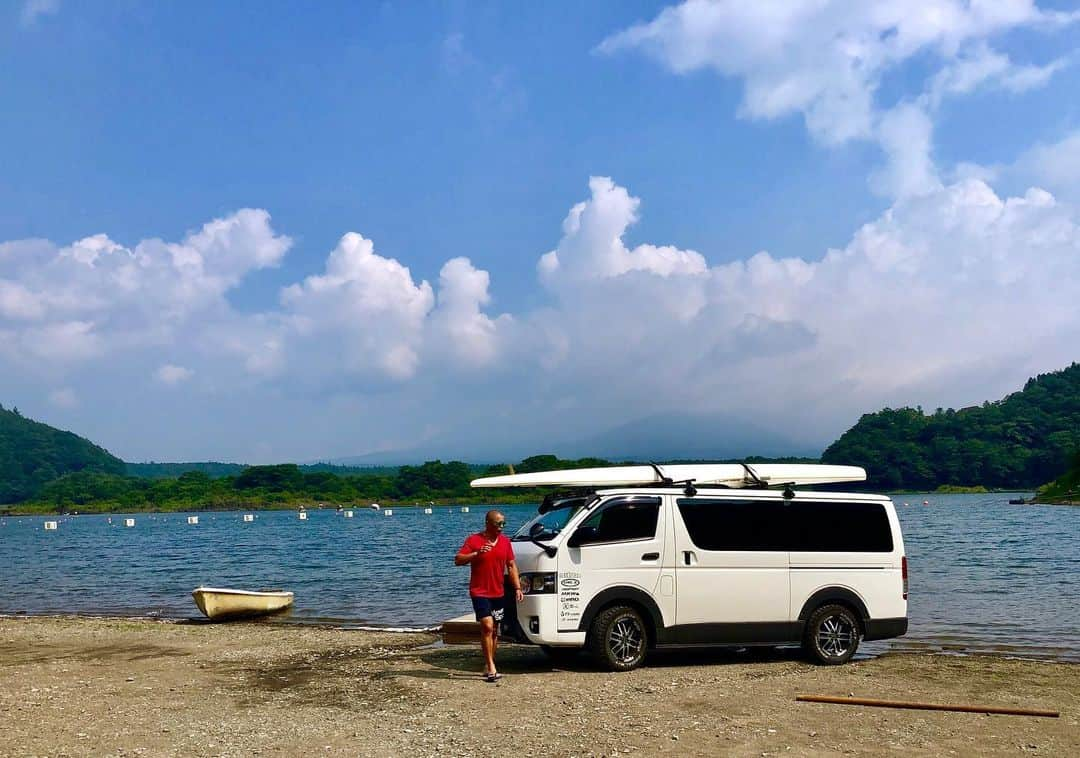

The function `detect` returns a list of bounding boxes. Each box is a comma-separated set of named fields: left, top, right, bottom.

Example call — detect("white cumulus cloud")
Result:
left=280, top=232, right=435, bottom=380
left=1, top=175, right=1078, bottom=461
left=517, top=175, right=1080, bottom=444
left=155, top=364, right=193, bottom=386
left=598, top=1, right=1078, bottom=198
left=0, top=209, right=291, bottom=368
left=539, top=176, right=707, bottom=285
left=1013, top=130, right=1080, bottom=202
left=428, top=257, right=510, bottom=370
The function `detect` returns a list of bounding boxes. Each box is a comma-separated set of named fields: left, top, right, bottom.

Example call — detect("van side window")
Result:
left=789, top=501, right=893, bottom=552
left=676, top=499, right=786, bottom=551
left=579, top=496, right=660, bottom=543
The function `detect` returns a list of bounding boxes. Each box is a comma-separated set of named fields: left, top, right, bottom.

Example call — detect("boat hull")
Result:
left=192, top=586, right=294, bottom=621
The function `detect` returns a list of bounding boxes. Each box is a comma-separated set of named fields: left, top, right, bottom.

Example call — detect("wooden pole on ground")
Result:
left=796, top=694, right=1059, bottom=718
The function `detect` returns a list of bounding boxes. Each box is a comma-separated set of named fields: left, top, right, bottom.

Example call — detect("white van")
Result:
left=473, top=465, right=908, bottom=670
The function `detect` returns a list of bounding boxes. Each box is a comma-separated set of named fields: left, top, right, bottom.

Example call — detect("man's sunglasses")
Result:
left=493, top=521, right=506, bottom=527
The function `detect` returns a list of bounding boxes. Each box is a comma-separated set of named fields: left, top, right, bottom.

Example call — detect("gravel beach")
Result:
left=1, top=616, right=1076, bottom=757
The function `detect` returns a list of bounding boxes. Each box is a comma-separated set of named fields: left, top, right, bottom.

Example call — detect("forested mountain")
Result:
left=1036, top=451, right=1080, bottom=504
left=125, top=461, right=402, bottom=479
left=822, top=363, right=1080, bottom=490
left=0, top=405, right=126, bottom=503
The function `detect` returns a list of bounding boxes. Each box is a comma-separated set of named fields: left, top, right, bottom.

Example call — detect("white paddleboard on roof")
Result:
left=470, top=463, right=865, bottom=489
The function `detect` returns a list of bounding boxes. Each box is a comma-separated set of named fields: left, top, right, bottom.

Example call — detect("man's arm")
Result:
left=455, top=537, right=489, bottom=566
left=507, top=559, right=524, bottom=602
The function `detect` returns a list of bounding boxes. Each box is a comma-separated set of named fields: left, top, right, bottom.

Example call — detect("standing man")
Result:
left=455, top=510, right=523, bottom=682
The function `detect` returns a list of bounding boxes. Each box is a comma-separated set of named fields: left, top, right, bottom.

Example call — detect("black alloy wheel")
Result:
left=804, top=603, right=861, bottom=665
left=588, top=605, right=648, bottom=671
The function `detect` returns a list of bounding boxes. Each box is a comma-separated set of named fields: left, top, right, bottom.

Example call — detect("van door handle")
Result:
left=683, top=550, right=694, bottom=566
left=641, top=552, right=659, bottom=561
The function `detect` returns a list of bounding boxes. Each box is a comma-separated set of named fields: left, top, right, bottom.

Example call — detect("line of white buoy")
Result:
left=34, top=505, right=484, bottom=531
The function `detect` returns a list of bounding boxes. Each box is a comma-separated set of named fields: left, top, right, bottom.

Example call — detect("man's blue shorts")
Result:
left=472, top=595, right=506, bottom=622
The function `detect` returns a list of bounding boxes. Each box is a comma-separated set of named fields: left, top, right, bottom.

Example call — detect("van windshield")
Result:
left=512, top=499, right=587, bottom=542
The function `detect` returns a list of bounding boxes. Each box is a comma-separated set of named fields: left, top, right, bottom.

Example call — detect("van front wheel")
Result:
left=588, top=605, right=648, bottom=671
left=803, top=604, right=860, bottom=665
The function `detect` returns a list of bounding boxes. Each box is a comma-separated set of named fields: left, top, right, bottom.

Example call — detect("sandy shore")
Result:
left=1, top=616, right=1075, bottom=757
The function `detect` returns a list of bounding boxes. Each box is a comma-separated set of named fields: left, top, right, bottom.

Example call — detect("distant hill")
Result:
left=1035, top=451, right=1080, bottom=504
left=327, top=411, right=816, bottom=466
left=126, top=461, right=402, bottom=479
left=822, top=362, right=1080, bottom=490
left=0, top=405, right=126, bottom=503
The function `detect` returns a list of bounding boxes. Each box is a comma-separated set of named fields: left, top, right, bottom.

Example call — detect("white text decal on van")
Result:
left=559, top=572, right=583, bottom=626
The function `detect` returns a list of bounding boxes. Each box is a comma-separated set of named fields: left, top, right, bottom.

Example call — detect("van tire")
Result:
left=803, top=604, right=861, bottom=665
left=588, top=605, right=648, bottom=671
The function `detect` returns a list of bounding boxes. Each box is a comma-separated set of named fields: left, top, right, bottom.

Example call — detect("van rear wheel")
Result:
left=588, top=605, right=647, bottom=671
left=803, top=604, right=860, bottom=665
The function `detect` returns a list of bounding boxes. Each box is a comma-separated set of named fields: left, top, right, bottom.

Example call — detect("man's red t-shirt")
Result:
left=460, top=533, right=515, bottom=598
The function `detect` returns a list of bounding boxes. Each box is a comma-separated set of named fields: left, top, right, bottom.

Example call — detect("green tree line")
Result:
left=13, top=455, right=613, bottom=514
left=124, top=461, right=403, bottom=479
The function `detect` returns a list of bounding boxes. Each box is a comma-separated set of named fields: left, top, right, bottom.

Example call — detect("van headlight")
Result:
left=520, top=572, right=556, bottom=594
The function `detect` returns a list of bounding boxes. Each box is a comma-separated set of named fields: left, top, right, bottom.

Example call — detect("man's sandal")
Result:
left=484, top=672, right=503, bottom=683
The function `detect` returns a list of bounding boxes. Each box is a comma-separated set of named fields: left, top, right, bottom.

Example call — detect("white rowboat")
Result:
left=471, top=463, right=866, bottom=489
left=191, top=586, right=294, bottom=621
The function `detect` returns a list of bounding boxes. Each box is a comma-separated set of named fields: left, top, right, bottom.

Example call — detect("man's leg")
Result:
left=479, top=616, right=496, bottom=675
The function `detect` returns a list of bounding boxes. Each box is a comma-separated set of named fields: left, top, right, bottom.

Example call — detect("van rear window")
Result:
left=676, top=498, right=893, bottom=552
left=788, top=501, right=893, bottom=552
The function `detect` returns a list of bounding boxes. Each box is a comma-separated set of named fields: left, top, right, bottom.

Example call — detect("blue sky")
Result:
left=2, top=1, right=1079, bottom=463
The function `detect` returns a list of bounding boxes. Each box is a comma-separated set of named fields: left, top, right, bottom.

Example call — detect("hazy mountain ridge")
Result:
left=327, top=412, right=815, bottom=466
left=5, top=361, right=1079, bottom=504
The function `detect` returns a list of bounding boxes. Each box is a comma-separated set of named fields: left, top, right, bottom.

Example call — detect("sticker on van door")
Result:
left=559, top=571, right=583, bottom=626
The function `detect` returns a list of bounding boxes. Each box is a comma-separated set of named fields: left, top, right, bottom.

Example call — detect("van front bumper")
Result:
left=515, top=594, right=586, bottom=646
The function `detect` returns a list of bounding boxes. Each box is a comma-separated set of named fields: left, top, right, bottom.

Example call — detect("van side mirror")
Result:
left=567, top=526, right=598, bottom=548
left=529, top=522, right=544, bottom=537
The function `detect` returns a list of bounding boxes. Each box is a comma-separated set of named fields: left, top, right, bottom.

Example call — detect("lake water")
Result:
left=1, top=494, right=1077, bottom=661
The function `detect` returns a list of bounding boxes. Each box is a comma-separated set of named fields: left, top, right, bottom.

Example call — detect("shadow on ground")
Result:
left=416, top=643, right=810, bottom=677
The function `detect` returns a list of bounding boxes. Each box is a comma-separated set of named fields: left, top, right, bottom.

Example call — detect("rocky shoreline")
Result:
left=1, top=616, right=1076, bottom=757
